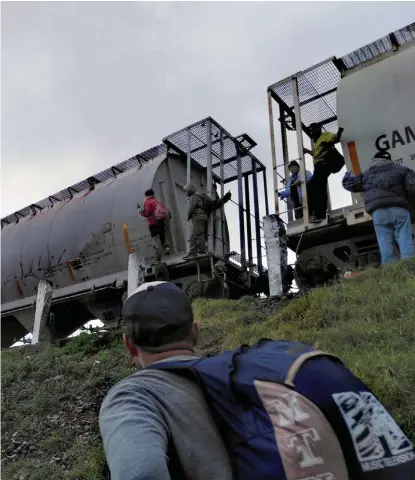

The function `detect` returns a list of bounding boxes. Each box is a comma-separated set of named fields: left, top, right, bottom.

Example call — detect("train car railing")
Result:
left=163, top=116, right=268, bottom=275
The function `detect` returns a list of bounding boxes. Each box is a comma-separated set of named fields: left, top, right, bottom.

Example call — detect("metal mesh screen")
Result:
left=269, top=59, right=341, bottom=133
left=237, top=138, right=254, bottom=151
left=394, top=22, right=415, bottom=43
left=228, top=251, right=264, bottom=274
left=163, top=117, right=265, bottom=184
left=235, top=133, right=257, bottom=151
left=341, top=23, right=415, bottom=69
left=268, top=23, right=415, bottom=134
left=1, top=144, right=166, bottom=227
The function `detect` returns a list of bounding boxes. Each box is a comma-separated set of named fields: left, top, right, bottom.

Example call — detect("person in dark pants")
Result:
left=183, top=182, right=231, bottom=259
left=304, top=123, right=344, bottom=223
left=139, top=189, right=171, bottom=263
left=278, top=160, right=313, bottom=220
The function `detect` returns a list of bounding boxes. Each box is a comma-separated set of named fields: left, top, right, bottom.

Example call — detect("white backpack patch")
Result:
left=332, top=391, right=414, bottom=472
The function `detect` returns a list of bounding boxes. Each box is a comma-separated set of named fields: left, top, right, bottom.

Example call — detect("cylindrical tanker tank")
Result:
left=1, top=151, right=231, bottom=313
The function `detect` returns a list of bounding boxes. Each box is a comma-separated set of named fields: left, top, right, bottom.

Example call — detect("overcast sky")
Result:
left=2, top=2, right=415, bottom=222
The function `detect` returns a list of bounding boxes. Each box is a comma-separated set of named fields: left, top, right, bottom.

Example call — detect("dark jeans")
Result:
left=148, top=221, right=169, bottom=262
left=290, top=183, right=304, bottom=220
left=308, top=162, right=330, bottom=219
left=293, top=205, right=304, bottom=220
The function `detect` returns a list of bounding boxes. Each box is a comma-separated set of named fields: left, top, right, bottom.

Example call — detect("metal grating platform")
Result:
left=162, top=117, right=266, bottom=184
left=228, top=251, right=264, bottom=275
left=235, top=133, right=257, bottom=151
left=342, top=22, right=415, bottom=69
left=268, top=22, right=415, bottom=135
left=269, top=59, right=340, bottom=133
left=1, top=144, right=166, bottom=227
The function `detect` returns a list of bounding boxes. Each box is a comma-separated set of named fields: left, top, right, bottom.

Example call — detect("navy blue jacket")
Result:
left=342, top=158, right=415, bottom=214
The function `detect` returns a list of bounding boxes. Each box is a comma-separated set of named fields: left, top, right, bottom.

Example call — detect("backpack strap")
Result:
left=285, top=350, right=341, bottom=387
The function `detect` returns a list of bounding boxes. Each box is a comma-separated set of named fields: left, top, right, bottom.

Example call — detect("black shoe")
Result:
left=309, top=215, right=323, bottom=224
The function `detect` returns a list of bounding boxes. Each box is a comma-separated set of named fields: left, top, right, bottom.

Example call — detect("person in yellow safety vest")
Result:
left=304, top=123, right=344, bottom=223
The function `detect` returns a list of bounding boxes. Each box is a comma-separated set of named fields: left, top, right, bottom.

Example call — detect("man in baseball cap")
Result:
left=99, top=281, right=232, bottom=480
left=121, top=280, right=199, bottom=360
left=342, top=150, right=415, bottom=264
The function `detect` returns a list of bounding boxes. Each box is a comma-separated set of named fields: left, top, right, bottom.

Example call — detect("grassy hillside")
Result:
left=2, top=260, right=415, bottom=479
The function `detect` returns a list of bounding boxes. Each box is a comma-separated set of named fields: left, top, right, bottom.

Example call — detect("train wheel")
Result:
left=204, top=277, right=230, bottom=299
left=294, top=262, right=339, bottom=292
left=184, top=280, right=202, bottom=299
left=184, top=276, right=230, bottom=300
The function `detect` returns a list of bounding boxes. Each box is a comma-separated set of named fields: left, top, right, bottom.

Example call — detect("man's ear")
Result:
left=123, top=333, right=140, bottom=362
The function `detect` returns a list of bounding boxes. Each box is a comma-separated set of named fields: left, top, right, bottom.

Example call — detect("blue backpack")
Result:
left=148, top=339, right=415, bottom=480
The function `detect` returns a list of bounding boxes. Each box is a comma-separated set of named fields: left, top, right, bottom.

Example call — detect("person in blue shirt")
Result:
left=279, top=160, right=313, bottom=220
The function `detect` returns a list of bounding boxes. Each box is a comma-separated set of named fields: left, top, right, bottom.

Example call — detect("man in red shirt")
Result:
left=138, top=189, right=171, bottom=263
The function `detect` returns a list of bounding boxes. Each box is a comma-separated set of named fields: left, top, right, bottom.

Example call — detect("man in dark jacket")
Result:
left=139, top=189, right=171, bottom=263
left=182, top=182, right=231, bottom=258
left=342, top=151, right=415, bottom=265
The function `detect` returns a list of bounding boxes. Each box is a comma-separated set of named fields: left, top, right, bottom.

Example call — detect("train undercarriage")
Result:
left=288, top=214, right=383, bottom=291
left=1, top=252, right=270, bottom=348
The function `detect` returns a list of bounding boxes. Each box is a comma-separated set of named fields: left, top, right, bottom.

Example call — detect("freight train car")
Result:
left=267, top=23, right=415, bottom=289
left=1, top=118, right=269, bottom=347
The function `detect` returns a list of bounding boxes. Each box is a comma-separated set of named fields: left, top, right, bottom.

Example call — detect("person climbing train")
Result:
left=278, top=160, right=313, bottom=220
left=138, top=189, right=171, bottom=263
left=182, top=182, right=231, bottom=259
left=304, top=123, right=344, bottom=223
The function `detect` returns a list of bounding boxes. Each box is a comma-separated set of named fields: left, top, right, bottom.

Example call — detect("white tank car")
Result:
left=338, top=45, right=415, bottom=175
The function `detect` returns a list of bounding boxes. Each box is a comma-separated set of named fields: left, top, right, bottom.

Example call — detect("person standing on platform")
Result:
left=304, top=123, right=344, bottom=223
left=183, top=182, right=231, bottom=259
left=278, top=160, right=312, bottom=220
left=138, top=189, right=171, bottom=263
left=342, top=150, right=415, bottom=265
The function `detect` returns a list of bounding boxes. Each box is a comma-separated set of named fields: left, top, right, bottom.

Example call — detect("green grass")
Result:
left=2, top=260, right=415, bottom=478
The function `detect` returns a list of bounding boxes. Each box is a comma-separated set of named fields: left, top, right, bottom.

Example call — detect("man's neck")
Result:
left=142, top=348, right=195, bottom=368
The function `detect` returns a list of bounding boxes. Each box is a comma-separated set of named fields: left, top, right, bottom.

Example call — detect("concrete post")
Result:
left=127, top=253, right=146, bottom=298
left=31, top=280, right=54, bottom=344
left=263, top=214, right=288, bottom=297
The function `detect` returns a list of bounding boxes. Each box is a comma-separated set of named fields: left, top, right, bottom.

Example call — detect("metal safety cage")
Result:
left=163, top=116, right=268, bottom=273
left=267, top=22, right=415, bottom=228
left=1, top=144, right=167, bottom=229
